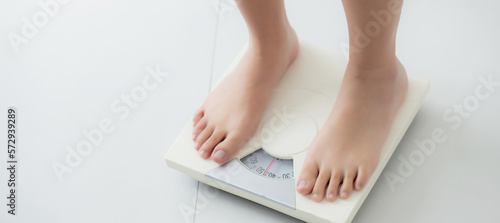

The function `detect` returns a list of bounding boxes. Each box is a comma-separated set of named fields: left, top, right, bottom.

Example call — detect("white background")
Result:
left=0, top=0, right=499, bottom=222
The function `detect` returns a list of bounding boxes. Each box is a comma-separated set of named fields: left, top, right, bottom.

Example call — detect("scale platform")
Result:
left=165, top=41, right=430, bottom=223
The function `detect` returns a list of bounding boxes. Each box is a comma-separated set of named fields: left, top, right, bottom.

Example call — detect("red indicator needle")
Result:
left=263, top=157, right=276, bottom=176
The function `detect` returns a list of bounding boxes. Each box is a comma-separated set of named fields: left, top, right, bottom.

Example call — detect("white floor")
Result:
left=0, top=0, right=499, bottom=222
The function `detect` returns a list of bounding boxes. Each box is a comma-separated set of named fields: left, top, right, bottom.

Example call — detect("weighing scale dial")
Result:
left=240, top=149, right=294, bottom=179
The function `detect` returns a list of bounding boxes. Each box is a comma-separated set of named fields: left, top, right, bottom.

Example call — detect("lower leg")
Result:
left=237, top=0, right=292, bottom=41
left=344, top=0, right=403, bottom=69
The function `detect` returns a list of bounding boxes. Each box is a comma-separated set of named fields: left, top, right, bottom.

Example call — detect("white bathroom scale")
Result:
left=165, top=41, right=430, bottom=223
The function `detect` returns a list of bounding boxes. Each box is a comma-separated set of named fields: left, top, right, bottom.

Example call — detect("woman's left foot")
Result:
left=296, top=58, right=408, bottom=202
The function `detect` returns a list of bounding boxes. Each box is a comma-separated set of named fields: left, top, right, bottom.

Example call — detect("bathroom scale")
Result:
left=165, top=41, right=430, bottom=223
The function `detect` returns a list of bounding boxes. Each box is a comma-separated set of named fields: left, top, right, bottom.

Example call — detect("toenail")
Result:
left=199, top=150, right=206, bottom=156
left=312, top=193, right=319, bottom=199
left=341, top=192, right=347, bottom=198
left=358, top=183, right=363, bottom=189
left=194, top=142, right=200, bottom=149
left=328, top=193, right=335, bottom=199
left=213, top=150, right=226, bottom=160
left=298, top=180, right=307, bottom=188
left=192, top=134, right=196, bottom=140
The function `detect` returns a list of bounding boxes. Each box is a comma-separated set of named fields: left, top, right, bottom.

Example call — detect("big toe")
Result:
left=211, top=133, right=246, bottom=164
left=296, top=161, right=318, bottom=195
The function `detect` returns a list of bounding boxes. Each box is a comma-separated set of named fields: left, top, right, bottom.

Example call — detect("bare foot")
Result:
left=192, top=28, right=299, bottom=163
left=296, top=58, right=408, bottom=202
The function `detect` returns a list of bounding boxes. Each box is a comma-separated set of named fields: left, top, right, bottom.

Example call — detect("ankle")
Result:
left=349, top=49, right=396, bottom=66
left=249, top=25, right=295, bottom=49
left=346, top=56, right=403, bottom=80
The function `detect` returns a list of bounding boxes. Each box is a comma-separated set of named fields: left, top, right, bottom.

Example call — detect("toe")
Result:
left=194, top=125, right=214, bottom=151
left=296, top=161, right=318, bottom=195
left=192, top=118, right=207, bottom=141
left=340, top=168, right=357, bottom=199
left=199, top=129, right=226, bottom=159
left=326, top=169, right=343, bottom=202
left=311, top=168, right=331, bottom=202
left=211, top=132, right=245, bottom=163
left=355, top=166, right=372, bottom=191
left=192, top=108, right=204, bottom=127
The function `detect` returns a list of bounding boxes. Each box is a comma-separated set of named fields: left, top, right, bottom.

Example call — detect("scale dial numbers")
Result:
left=240, top=149, right=294, bottom=180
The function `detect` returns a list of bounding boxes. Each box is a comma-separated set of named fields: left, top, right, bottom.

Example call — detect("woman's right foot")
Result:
left=296, top=58, right=408, bottom=202
left=192, top=27, right=299, bottom=164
